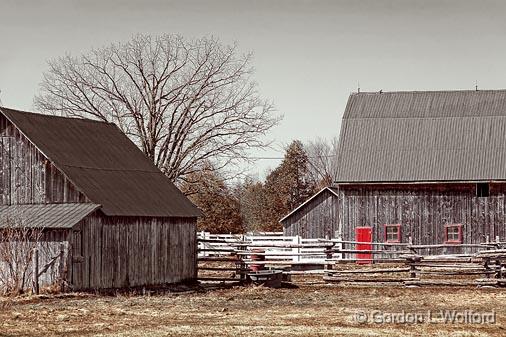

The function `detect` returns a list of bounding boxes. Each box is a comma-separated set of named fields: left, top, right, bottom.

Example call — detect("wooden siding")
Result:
left=69, top=213, right=197, bottom=290
left=284, top=183, right=506, bottom=255
left=282, top=189, right=339, bottom=239
left=0, top=115, right=87, bottom=205
left=339, top=184, right=506, bottom=254
left=0, top=229, right=71, bottom=290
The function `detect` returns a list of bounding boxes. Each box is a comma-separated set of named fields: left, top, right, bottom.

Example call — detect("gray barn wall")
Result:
left=0, top=211, right=198, bottom=291
left=339, top=184, right=506, bottom=254
left=70, top=213, right=197, bottom=290
left=282, top=189, right=339, bottom=239
left=283, top=183, right=506, bottom=255
left=0, top=229, right=71, bottom=290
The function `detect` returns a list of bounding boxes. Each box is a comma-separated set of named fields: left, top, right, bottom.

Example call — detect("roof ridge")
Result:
left=351, top=89, right=506, bottom=95
left=61, top=163, right=162, bottom=173
left=0, top=107, right=115, bottom=126
left=344, top=115, right=506, bottom=120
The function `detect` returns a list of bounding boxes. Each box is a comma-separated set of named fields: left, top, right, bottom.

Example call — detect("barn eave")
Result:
left=0, top=203, right=101, bottom=229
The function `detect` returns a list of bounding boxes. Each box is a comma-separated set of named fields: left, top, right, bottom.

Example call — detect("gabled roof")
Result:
left=336, top=90, right=506, bottom=183
left=279, top=187, right=339, bottom=223
left=0, top=107, right=201, bottom=217
left=0, top=204, right=100, bottom=228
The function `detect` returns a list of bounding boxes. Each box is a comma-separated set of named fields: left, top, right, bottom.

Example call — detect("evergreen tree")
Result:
left=260, top=140, right=317, bottom=230
left=234, top=176, right=266, bottom=232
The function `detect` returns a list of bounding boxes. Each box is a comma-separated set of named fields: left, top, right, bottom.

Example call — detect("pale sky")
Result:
left=1, top=0, right=506, bottom=177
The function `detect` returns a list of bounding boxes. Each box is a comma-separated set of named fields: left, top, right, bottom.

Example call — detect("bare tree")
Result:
left=0, top=218, right=42, bottom=295
left=304, top=136, right=339, bottom=188
left=0, top=217, right=66, bottom=296
left=35, top=34, right=280, bottom=184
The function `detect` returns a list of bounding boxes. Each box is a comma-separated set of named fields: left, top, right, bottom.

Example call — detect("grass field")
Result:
left=0, top=278, right=505, bottom=337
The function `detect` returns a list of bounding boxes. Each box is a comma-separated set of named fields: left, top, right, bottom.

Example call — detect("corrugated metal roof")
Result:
left=336, top=90, right=506, bottom=182
left=0, top=203, right=100, bottom=228
left=0, top=108, right=202, bottom=217
left=343, top=90, right=506, bottom=119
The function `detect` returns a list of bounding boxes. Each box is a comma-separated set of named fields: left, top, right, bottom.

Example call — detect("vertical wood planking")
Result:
left=69, top=213, right=197, bottom=290
left=284, top=184, right=506, bottom=254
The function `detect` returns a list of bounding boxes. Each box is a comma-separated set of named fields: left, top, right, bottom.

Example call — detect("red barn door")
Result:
left=356, top=227, right=372, bottom=264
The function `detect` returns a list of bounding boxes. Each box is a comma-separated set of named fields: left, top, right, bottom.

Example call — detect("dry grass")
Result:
left=0, top=277, right=505, bottom=337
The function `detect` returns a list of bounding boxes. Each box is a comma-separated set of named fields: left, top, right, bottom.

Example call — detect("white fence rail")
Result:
left=197, top=232, right=342, bottom=262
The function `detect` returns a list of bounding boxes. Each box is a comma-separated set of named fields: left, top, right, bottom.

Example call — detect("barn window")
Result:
left=384, top=224, right=401, bottom=243
left=445, top=224, right=462, bottom=244
left=476, top=183, right=489, bottom=197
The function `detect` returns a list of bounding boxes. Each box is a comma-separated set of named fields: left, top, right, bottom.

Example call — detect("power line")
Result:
left=219, top=154, right=338, bottom=160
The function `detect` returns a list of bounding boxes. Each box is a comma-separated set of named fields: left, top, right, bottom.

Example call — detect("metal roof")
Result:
left=0, top=108, right=202, bottom=217
left=0, top=203, right=100, bottom=229
left=336, top=90, right=506, bottom=182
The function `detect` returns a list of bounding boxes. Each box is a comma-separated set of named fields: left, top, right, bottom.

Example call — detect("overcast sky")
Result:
left=1, top=0, right=506, bottom=177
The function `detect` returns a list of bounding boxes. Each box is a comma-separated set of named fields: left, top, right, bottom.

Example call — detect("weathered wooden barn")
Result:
left=0, top=107, right=202, bottom=290
left=281, top=90, right=506, bottom=252
left=281, top=187, right=340, bottom=238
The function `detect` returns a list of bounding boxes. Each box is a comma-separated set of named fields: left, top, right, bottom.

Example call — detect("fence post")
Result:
left=337, top=234, right=343, bottom=260
left=484, top=258, right=491, bottom=279
left=32, top=248, right=39, bottom=295
left=58, top=243, right=65, bottom=292
left=239, top=234, right=247, bottom=283
left=408, top=236, right=416, bottom=254
left=407, top=254, right=420, bottom=279
left=409, top=261, right=417, bottom=279
left=199, top=231, right=205, bottom=257
left=325, top=235, right=333, bottom=272
left=292, top=235, right=301, bottom=262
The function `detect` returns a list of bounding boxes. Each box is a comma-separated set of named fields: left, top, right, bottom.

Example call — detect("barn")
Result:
left=281, top=90, right=506, bottom=253
left=280, top=187, right=340, bottom=238
left=0, top=107, right=202, bottom=290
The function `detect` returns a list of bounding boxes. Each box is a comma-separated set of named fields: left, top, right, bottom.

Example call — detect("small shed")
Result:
left=0, top=107, right=202, bottom=290
left=280, top=187, right=340, bottom=238
left=281, top=90, right=506, bottom=253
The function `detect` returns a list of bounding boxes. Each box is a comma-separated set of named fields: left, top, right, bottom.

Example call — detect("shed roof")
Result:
left=0, top=107, right=202, bottom=217
left=336, top=90, right=506, bottom=183
left=0, top=203, right=100, bottom=228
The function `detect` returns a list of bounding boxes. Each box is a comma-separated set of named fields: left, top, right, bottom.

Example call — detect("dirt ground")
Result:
left=0, top=277, right=505, bottom=337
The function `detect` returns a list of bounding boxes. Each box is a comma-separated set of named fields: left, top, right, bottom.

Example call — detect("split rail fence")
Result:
left=197, top=232, right=506, bottom=287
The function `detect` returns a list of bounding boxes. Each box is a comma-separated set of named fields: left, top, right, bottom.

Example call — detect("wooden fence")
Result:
left=198, top=231, right=341, bottom=263
left=197, top=232, right=506, bottom=286
left=324, top=249, right=506, bottom=287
